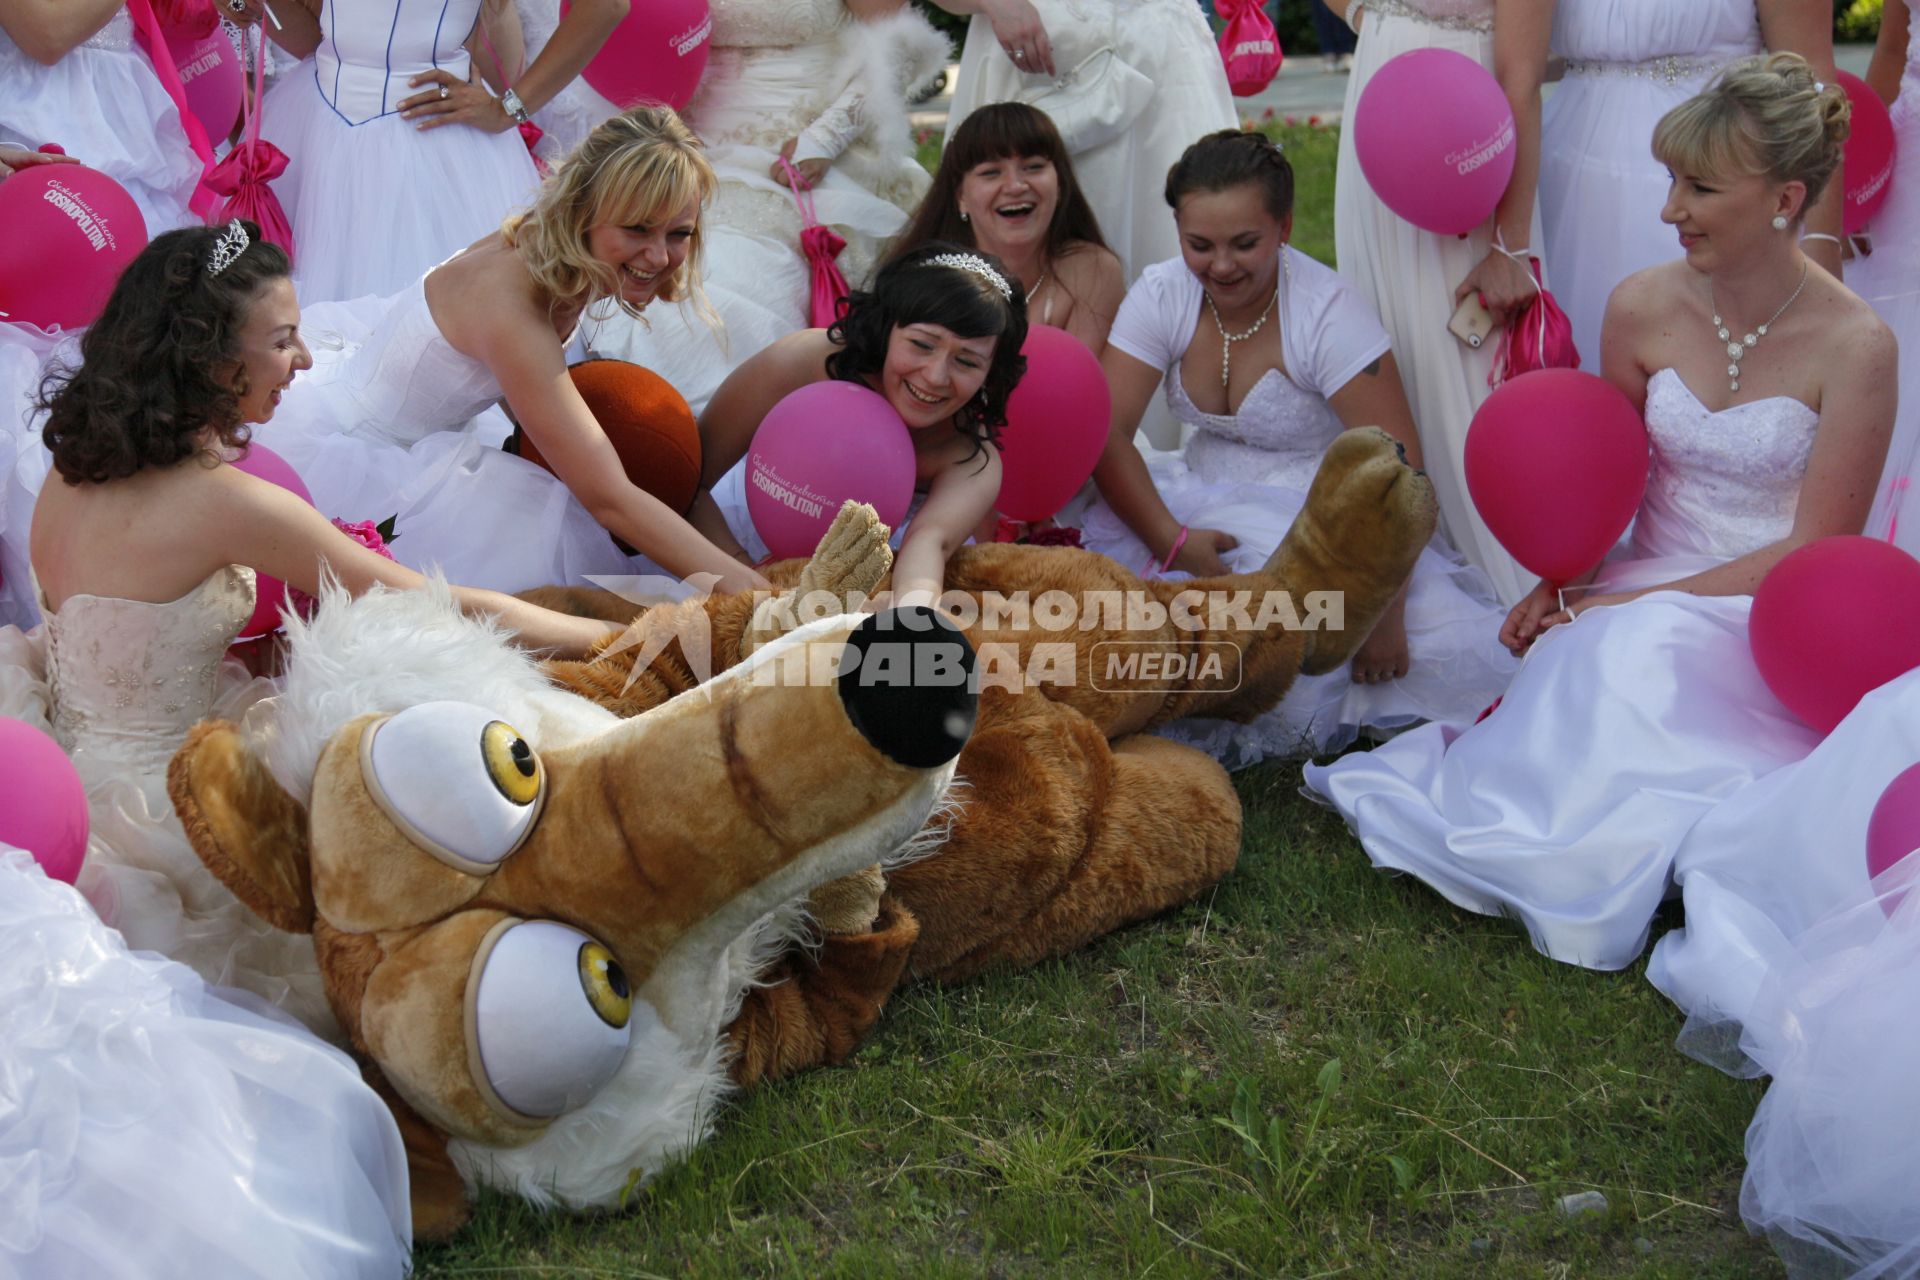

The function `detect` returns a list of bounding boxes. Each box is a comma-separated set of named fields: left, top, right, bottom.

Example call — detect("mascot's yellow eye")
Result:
left=482, top=720, right=542, bottom=805
left=577, top=941, right=632, bottom=1029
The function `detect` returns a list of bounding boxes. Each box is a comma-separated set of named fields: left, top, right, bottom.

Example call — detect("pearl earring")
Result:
left=1772, top=215, right=1789, bottom=230
left=959, top=209, right=969, bottom=223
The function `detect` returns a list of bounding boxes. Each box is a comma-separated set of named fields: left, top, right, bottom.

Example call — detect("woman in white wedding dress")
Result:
left=576, top=0, right=949, bottom=415
left=1326, top=0, right=1549, bottom=606
left=1540, top=0, right=1844, bottom=375
left=258, top=0, right=622, bottom=305
left=1306, top=57, right=1896, bottom=971
left=1076, top=131, right=1515, bottom=764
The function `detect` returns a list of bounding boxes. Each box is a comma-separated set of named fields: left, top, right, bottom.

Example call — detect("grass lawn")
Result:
left=415, top=125, right=1779, bottom=1277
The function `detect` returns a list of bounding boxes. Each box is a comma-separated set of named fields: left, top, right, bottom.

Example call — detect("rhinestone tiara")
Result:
left=926, top=252, right=1012, bottom=302
left=207, top=220, right=250, bottom=277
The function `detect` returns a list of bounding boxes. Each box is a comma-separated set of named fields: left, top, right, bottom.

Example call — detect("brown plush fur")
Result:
left=539, top=427, right=1437, bottom=1062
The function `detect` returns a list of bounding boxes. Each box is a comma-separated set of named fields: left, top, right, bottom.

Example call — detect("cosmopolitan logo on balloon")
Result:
left=40, top=180, right=119, bottom=253
left=179, top=44, right=225, bottom=82
left=749, top=461, right=829, bottom=522
left=1446, top=118, right=1515, bottom=177
left=672, top=13, right=712, bottom=57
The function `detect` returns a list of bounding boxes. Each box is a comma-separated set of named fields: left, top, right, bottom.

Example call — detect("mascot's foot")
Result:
left=743, top=502, right=894, bottom=655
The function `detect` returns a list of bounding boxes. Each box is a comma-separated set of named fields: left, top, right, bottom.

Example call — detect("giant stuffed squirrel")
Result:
left=168, top=425, right=1435, bottom=1238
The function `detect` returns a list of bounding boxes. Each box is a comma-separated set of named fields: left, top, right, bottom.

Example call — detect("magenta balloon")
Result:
left=229, top=444, right=315, bottom=638
left=166, top=21, right=244, bottom=145
left=0, top=717, right=88, bottom=885
left=1750, top=537, right=1920, bottom=735
left=0, top=165, right=148, bottom=332
left=996, top=325, right=1110, bottom=523
left=746, top=381, right=915, bottom=560
left=1869, top=762, right=1920, bottom=884
left=1352, top=48, right=1515, bottom=236
left=1463, top=368, right=1647, bottom=584
left=1837, top=71, right=1896, bottom=235
left=567, top=0, right=711, bottom=111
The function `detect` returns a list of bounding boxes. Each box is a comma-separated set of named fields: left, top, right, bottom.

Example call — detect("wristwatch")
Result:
left=500, top=87, right=532, bottom=126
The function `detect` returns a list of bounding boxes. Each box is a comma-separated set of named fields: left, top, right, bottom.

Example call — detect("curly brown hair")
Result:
left=38, top=221, right=292, bottom=485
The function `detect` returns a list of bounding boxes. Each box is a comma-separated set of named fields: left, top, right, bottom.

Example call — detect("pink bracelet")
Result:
left=1146, top=525, right=1189, bottom=577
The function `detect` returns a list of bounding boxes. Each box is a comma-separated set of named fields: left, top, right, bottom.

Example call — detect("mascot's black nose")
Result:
left=837, top=606, right=978, bottom=768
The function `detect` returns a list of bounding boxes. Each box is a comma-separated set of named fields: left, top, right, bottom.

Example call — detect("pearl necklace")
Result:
left=1024, top=270, right=1048, bottom=306
left=1711, top=261, right=1809, bottom=393
left=1205, top=287, right=1277, bottom=389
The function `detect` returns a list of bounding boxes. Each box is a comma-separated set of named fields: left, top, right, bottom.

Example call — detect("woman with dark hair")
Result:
left=891, top=102, right=1124, bottom=356
left=1074, top=128, right=1515, bottom=763
left=692, top=242, right=1026, bottom=604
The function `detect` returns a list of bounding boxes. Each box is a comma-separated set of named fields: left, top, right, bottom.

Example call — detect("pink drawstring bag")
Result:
left=779, top=157, right=850, bottom=328
left=1215, top=0, right=1283, bottom=97
left=126, top=0, right=220, bottom=219
left=1488, top=254, right=1579, bottom=387
left=205, top=30, right=295, bottom=259
left=150, top=0, right=220, bottom=40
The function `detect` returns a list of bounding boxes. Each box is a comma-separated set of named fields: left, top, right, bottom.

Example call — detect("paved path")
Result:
left=912, top=42, right=1877, bottom=133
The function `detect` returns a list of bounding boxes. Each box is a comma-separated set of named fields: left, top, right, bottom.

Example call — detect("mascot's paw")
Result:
left=742, top=502, right=894, bottom=655
left=807, top=864, right=887, bottom=936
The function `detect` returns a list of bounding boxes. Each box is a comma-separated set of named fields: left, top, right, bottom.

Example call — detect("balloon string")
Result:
left=1557, top=585, right=1568, bottom=619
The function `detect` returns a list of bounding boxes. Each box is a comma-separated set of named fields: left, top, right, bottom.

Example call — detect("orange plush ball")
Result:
left=513, top=359, right=703, bottom=520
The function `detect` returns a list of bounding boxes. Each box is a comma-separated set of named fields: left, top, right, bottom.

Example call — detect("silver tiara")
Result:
left=927, top=252, right=1012, bottom=302
left=207, top=220, right=250, bottom=277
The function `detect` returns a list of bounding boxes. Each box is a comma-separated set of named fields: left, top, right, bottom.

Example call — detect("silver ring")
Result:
left=439, top=85, right=451, bottom=100
left=1012, top=48, right=1026, bottom=60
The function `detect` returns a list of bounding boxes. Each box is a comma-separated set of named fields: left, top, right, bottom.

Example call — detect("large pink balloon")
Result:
left=164, top=20, right=244, bottom=147
left=566, top=0, right=711, bottom=111
left=1750, top=537, right=1920, bottom=735
left=1464, top=368, right=1648, bottom=585
left=746, top=382, right=914, bottom=560
left=996, top=325, right=1109, bottom=523
left=0, top=165, right=148, bottom=332
left=1353, top=48, right=1515, bottom=236
left=229, top=443, right=315, bottom=638
left=1837, top=71, right=1896, bottom=235
left=1868, top=762, right=1920, bottom=884
left=0, top=717, right=88, bottom=885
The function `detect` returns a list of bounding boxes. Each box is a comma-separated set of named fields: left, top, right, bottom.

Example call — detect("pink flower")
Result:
left=1261, top=106, right=1275, bottom=120
left=1308, top=114, right=1322, bottom=127
left=1284, top=115, right=1299, bottom=126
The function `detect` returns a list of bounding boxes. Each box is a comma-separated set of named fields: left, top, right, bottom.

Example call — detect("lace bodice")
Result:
left=1170, top=370, right=1345, bottom=494
left=304, top=278, right=505, bottom=445
left=685, top=2, right=850, bottom=149
left=42, top=567, right=255, bottom=782
left=707, top=0, right=844, bottom=48
left=1366, top=0, right=1496, bottom=32
left=1631, top=368, right=1818, bottom=561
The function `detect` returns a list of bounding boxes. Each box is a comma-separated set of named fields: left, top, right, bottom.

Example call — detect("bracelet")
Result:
left=1800, top=233, right=1842, bottom=247
left=1148, top=525, right=1189, bottom=577
left=499, top=87, right=531, bottom=125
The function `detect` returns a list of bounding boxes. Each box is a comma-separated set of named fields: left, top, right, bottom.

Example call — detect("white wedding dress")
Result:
left=260, top=0, right=542, bottom=305
left=1305, top=369, right=1824, bottom=970
left=1860, top=21, right=1920, bottom=558
left=1540, top=0, right=1762, bottom=375
left=0, top=567, right=411, bottom=1276
left=255, top=279, right=643, bottom=592
left=1334, top=0, right=1540, bottom=606
left=579, top=0, right=947, bottom=414
left=1073, top=248, right=1516, bottom=763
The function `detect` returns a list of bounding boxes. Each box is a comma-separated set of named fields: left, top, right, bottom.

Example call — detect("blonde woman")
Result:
left=258, top=105, right=770, bottom=594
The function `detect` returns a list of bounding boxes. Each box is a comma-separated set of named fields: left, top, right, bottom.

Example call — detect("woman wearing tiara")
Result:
left=1308, top=56, right=1895, bottom=972
left=258, top=0, right=622, bottom=304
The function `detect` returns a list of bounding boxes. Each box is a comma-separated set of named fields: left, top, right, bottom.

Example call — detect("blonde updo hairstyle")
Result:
left=1651, top=52, right=1852, bottom=225
left=503, top=104, right=716, bottom=318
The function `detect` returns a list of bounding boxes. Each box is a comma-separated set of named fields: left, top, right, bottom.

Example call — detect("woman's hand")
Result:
left=981, top=0, right=1054, bottom=75
left=712, top=561, right=773, bottom=596
left=398, top=68, right=514, bottom=133
left=771, top=138, right=829, bottom=190
left=1453, top=247, right=1537, bottom=327
left=1499, top=578, right=1562, bottom=655
left=1167, top=527, right=1239, bottom=577
left=0, top=144, right=79, bottom=178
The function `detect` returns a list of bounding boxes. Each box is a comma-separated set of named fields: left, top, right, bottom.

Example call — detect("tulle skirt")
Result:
left=0, top=846, right=411, bottom=1278
left=1074, top=456, right=1517, bottom=763
left=262, top=61, right=542, bottom=306
left=1305, top=586, right=1819, bottom=970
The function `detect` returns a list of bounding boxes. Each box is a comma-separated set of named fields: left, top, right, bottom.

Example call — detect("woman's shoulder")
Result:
left=1808, top=278, right=1896, bottom=375
left=1055, top=240, right=1123, bottom=281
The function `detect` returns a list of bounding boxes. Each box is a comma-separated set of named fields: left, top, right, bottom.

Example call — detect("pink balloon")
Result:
left=746, top=382, right=914, bottom=560
left=1837, top=70, right=1896, bottom=236
left=1750, top=537, right=1920, bottom=735
left=164, top=20, right=244, bottom=147
left=229, top=443, right=315, bottom=638
left=1868, top=762, right=1920, bottom=884
left=1353, top=48, right=1515, bottom=236
left=566, top=0, right=711, bottom=111
left=1464, top=368, right=1648, bottom=585
left=996, top=325, right=1109, bottom=523
left=0, top=717, right=88, bottom=885
left=0, top=165, right=148, bottom=332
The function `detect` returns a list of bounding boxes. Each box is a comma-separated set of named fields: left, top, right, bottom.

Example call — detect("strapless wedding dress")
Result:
left=0, top=566, right=411, bottom=1275
left=1306, top=369, right=1825, bottom=970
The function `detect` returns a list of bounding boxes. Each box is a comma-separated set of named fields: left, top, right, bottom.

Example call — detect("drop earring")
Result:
left=1772, top=215, right=1789, bottom=230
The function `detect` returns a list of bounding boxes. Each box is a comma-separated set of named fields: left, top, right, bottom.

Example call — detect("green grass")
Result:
left=415, top=123, right=1776, bottom=1276
left=416, top=764, right=1774, bottom=1278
